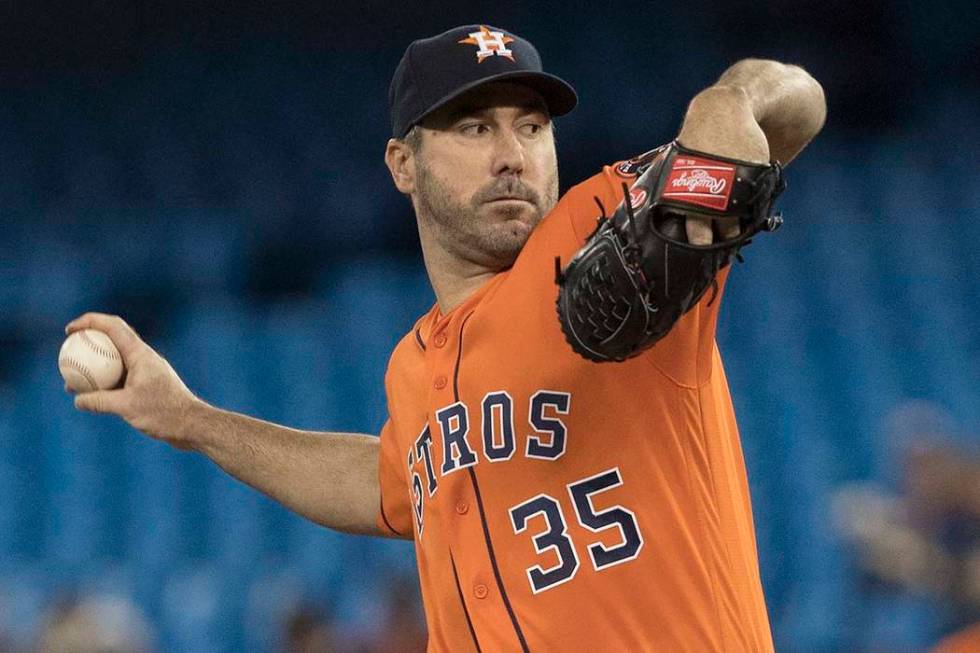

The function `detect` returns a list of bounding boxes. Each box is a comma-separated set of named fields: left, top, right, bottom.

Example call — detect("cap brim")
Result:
left=407, top=71, right=577, bottom=135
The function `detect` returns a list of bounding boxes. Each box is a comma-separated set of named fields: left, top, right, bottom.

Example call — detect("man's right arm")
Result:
left=65, top=312, right=394, bottom=538
left=183, top=405, right=384, bottom=536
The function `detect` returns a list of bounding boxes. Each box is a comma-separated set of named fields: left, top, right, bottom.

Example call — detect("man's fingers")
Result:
left=685, top=217, right=741, bottom=244
left=686, top=217, right=713, bottom=245
left=74, top=389, right=128, bottom=415
left=65, top=312, right=148, bottom=365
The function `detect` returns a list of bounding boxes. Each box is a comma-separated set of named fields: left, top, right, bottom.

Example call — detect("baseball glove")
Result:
left=555, top=141, right=785, bottom=363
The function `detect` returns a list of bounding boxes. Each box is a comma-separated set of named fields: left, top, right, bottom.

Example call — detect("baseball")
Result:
left=59, top=329, right=125, bottom=393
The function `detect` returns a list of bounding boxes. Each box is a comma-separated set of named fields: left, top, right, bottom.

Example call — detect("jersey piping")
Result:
left=455, top=311, right=531, bottom=653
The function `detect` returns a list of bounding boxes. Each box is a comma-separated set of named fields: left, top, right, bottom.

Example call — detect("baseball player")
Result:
left=66, top=25, right=825, bottom=651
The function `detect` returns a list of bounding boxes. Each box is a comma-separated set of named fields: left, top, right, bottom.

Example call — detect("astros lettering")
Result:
left=408, top=389, right=572, bottom=535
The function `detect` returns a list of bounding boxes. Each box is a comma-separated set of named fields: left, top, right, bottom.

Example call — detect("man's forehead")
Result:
left=428, top=83, right=550, bottom=122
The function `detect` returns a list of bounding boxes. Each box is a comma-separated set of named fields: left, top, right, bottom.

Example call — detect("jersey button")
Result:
left=474, top=584, right=489, bottom=599
left=434, top=375, right=447, bottom=390
left=455, top=501, right=468, bottom=515
left=433, top=333, right=448, bottom=348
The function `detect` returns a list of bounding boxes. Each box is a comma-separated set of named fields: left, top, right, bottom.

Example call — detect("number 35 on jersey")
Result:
left=405, top=388, right=644, bottom=593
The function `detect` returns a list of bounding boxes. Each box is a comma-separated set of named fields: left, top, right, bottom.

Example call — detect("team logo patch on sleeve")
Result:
left=661, top=156, right=736, bottom=211
left=614, top=160, right=640, bottom=178
left=613, top=147, right=661, bottom=178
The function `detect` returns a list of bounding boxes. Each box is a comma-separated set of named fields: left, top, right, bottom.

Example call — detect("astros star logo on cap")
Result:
left=458, top=25, right=515, bottom=63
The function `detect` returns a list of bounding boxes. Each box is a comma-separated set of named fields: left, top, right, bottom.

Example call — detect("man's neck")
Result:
left=425, top=251, right=497, bottom=315
left=417, top=225, right=499, bottom=315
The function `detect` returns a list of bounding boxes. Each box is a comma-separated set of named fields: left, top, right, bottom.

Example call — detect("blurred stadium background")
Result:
left=1, top=1, right=978, bottom=651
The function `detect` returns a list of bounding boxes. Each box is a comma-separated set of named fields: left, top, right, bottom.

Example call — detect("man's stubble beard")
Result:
left=414, top=156, right=559, bottom=271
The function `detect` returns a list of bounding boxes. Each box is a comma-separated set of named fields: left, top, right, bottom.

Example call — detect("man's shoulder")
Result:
left=531, top=145, right=670, bottom=245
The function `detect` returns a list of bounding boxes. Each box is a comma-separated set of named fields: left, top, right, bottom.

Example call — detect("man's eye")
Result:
left=460, top=123, right=490, bottom=136
left=519, top=123, right=543, bottom=136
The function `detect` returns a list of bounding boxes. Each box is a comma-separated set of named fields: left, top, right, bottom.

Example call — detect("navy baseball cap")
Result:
left=389, top=24, right=578, bottom=138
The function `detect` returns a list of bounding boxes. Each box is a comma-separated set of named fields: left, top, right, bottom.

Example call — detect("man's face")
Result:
left=409, top=82, right=559, bottom=270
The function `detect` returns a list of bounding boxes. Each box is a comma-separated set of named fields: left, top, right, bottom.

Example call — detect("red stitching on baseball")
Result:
left=61, top=356, right=99, bottom=391
left=79, top=331, right=120, bottom=360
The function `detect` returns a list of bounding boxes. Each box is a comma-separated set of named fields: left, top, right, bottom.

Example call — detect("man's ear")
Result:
left=385, top=138, right=416, bottom=194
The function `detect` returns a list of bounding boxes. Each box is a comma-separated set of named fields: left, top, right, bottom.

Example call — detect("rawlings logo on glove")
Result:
left=663, top=158, right=735, bottom=209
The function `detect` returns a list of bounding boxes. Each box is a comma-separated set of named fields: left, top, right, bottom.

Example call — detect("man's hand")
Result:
left=677, top=59, right=826, bottom=245
left=678, top=86, right=768, bottom=245
left=65, top=313, right=203, bottom=450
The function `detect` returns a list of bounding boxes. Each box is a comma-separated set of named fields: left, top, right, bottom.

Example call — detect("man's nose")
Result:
left=492, top=129, right=525, bottom=176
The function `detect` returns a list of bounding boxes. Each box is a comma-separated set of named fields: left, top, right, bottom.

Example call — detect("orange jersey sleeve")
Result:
left=377, top=417, right=414, bottom=538
left=376, top=336, right=423, bottom=539
left=932, top=624, right=980, bottom=653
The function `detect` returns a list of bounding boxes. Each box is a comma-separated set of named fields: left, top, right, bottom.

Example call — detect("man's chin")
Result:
left=486, top=221, right=535, bottom=267
left=501, top=215, right=541, bottom=250
left=504, top=216, right=535, bottom=238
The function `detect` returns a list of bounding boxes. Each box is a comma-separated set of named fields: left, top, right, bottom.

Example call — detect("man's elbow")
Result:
left=722, top=58, right=827, bottom=135
left=780, top=62, right=828, bottom=142
left=727, top=58, right=827, bottom=163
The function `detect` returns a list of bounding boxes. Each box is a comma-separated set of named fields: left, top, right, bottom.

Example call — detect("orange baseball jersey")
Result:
left=932, top=623, right=980, bottom=653
left=376, top=152, right=774, bottom=652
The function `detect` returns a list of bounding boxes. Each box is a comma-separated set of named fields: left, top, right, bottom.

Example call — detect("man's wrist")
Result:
left=175, top=397, right=217, bottom=452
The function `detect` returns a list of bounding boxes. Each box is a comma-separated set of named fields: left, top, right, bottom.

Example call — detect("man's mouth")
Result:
left=488, top=196, right=532, bottom=204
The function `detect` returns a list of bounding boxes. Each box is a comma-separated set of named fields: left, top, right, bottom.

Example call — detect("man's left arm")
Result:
left=555, top=59, right=825, bottom=363
left=677, top=58, right=827, bottom=243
